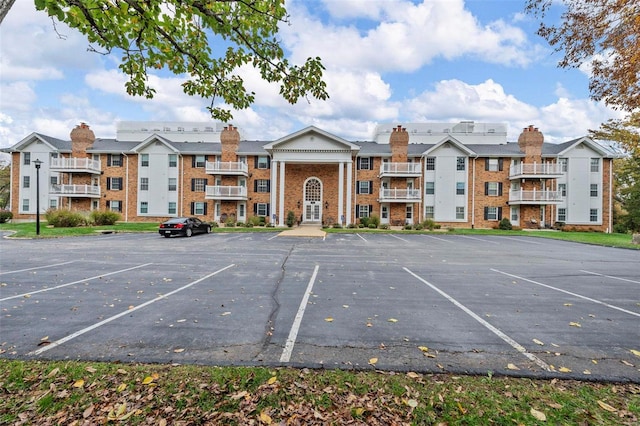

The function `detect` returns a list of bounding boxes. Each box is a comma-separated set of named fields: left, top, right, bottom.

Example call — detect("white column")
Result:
left=338, top=162, right=344, bottom=225
left=278, top=160, right=286, bottom=226
left=346, top=161, right=353, bottom=226
left=270, top=160, right=277, bottom=225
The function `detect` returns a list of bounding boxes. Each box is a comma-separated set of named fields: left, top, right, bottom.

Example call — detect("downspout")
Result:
left=180, top=155, right=184, bottom=217
left=122, top=152, right=128, bottom=222
left=472, top=157, right=476, bottom=228
left=608, top=158, right=613, bottom=233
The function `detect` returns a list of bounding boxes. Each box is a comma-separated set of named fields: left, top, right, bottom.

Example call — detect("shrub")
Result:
left=248, top=216, right=262, bottom=226
left=210, top=221, right=219, bottom=228
left=286, top=211, right=296, bottom=227
left=45, top=209, right=86, bottom=227
left=414, top=223, right=424, bottom=230
left=421, top=219, right=438, bottom=230
left=358, top=223, right=365, bottom=228
left=613, top=223, right=628, bottom=234
left=368, top=214, right=380, bottom=228
left=0, top=210, right=12, bottom=223
left=332, top=223, right=342, bottom=229
left=379, top=223, right=389, bottom=230
left=359, top=216, right=370, bottom=227
left=368, top=223, right=377, bottom=229
left=225, top=216, right=236, bottom=227
left=404, top=224, right=412, bottom=230
left=90, top=210, right=120, bottom=226
left=236, top=222, right=245, bottom=227
left=347, top=223, right=357, bottom=229
left=498, top=218, right=513, bottom=230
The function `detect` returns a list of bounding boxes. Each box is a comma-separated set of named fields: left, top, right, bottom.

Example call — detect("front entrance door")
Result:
left=304, top=177, right=322, bottom=223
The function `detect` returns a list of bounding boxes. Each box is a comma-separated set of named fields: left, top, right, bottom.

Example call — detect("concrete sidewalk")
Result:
left=277, top=225, right=326, bottom=238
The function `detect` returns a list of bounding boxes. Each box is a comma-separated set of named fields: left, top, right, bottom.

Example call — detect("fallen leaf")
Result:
left=342, top=305, right=349, bottom=308
left=597, top=400, right=618, bottom=412
left=46, top=368, right=60, bottom=378
left=173, top=348, right=185, bottom=353
left=532, top=338, right=544, bottom=346
left=569, top=322, right=581, bottom=327
left=530, top=408, right=547, bottom=421
left=387, top=318, right=398, bottom=323
left=73, top=379, right=85, bottom=388
left=83, top=404, right=94, bottom=418
left=231, top=390, right=248, bottom=400
left=558, top=366, right=572, bottom=373
left=258, top=410, right=272, bottom=424
left=368, top=357, right=378, bottom=365
left=176, top=319, right=186, bottom=323
left=418, top=346, right=429, bottom=352
left=267, top=376, right=277, bottom=385
left=221, top=312, right=231, bottom=316
left=407, top=399, right=418, bottom=408
left=583, top=370, right=592, bottom=375
left=117, top=383, right=127, bottom=392
left=621, top=360, right=634, bottom=367
left=40, top=336, right=49, bottom=341
left=85, top=366, right=97, bottom=373
left=507, top=363, right=520, bottom=370
left=630, top=349, right=640, bottom=357
left=142, top=376, right=154, bottom=385
left=406, top=372, right=421, bottom=379
left=352, top=407, right=365, bottom=416
left=563, top=303, right=572, bottom=307
left=592, top=359, right=598, bottom=364
left=325, top=317, right=333, bottom=322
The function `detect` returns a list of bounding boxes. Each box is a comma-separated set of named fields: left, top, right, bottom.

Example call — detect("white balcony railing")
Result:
left=205, top=161, right=249, bottom=175
left=50, top=158, right=102, bottom=173
left=380, top=162, right=422, bottom=176
left=509, top=163, right=564, bottom=178
left=205, top=185, right=248, bottom=200
left=379, top=188, right=421, bottom=201
left=509, top=189, right=563, bottom=204
left=50, top=184, right=101, bottom=197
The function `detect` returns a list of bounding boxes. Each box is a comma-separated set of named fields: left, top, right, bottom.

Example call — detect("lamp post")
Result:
left=33, top=159, right=42, bottom=236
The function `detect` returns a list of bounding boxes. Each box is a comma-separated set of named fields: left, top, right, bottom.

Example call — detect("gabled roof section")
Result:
left=2, top=132, right=71, bottom=153
left=421, top=135, right=476, bottom=156
left=131, top=134, right=179, bottom=153
left=554, top=136, right=617, bottom=157
left=263, top=126, right=361, bottom=152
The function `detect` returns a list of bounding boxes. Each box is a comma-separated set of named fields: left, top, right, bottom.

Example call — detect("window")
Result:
left=257, top=156, right=269, bottom=169
left=357, top=204, right=370, bottom=218
left=192, top=202, right=206, bottom=215
left=425, top=157, right=435, bottom=171
left=107, top=154, right=122, bottom=167
left=590, top=208, right=598, bottom=222
left=168, top=178, right=177, bottom=191
left=357, top=157, right=372, bottom=170
left=50, top=176, right=58, bottom=185
left=49, top=199, right=57, bottom=209
left=255, top=203, right=269, bottom=216
left=168, top=154, right=177, bottom=167
left=22, top=198, right=29, bottom=211
left=192, top=178, right=207, bottom=192
left=485, top=182, right=502, bottom=196
left=357, top=181, right=372, bottom=194
left=425, top=182, right=435, bottom=195
left=108, top=200, right=122, bottom=212
left=255, top=179, right=270, bottom=193
left=239, top=203, right=245, bottom=218
left=590, top=158, right=600, bottom=172
left=23, top=152, right=31, bottom=165
left=140, top=201, right=148, bottom=214
left=140, top=177, right=149, bottom=191
left=425, top=206, right=434, bottom=219
left=558, top=158, right=568, bottom=172
left=456, top=157, right=466, bottom=171
left=456, top=206, right=465, bottom=219
left=107, top=177, right=123, bottom=190
left=406, top=205, right=413, bottom=219
left=511, top=207, right=519, bottom=222
left=168, top=202, right=177, bottom=215
left=486, top=158, right=502, bottom=171
left=590, top=184, right=598, bottom=197
left=141, top=154, right=149, bottom=167
left=558, top=208, right=567, bottom=222
left=194, top=155, right=206, bottom=168
left=484, top=206, right=501, bottom=221
left=559, top=183, right=567, bottom=197
left=23, top=176, right=30, bottom=188
left=456, top=182, right=465, bottom=195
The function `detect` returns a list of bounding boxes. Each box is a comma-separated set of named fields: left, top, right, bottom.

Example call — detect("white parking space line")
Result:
left=491, top=269, right=640, bottom=318
left=389, top=234, right=410, bottom=243
left=494, top=236, right=545, bottom=245
left=0, top=263, right=153, bottom=302
left=458, top=235, right=500, bottom=244
left=404, top=267, right=550, bottom=371
left=280, top=265, right=320, bottom=363
left=355, top=233, right=367, bottom=242
left=423, top=235, right=454, bottom=243
left=581, top=270, right=640, bottom=285
left=28, top=263, right=236, bottom=356
left=0, top=261, right=75, bottom=276
left=268, top=233, right=280, bottom=241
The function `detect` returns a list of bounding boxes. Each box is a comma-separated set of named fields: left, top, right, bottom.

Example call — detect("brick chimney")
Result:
left=517, top=125, right=544, bottom=162
left=70, top=122, right=95, bottom=157
left=389, top=125, right=409, bottom=162
left=220, top=124, right=240, bottom=162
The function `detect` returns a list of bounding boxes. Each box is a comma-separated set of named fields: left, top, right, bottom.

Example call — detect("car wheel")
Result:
left=185, top=228, right=193, bottom=237
left=163, top=234, right=171, bottom=238
left=206, top=226, right=211, bottom=234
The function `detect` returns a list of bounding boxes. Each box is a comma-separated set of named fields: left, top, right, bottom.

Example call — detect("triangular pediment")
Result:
left=557, top=137, right=615, bottom=158
left=264, top=126, right=360, bottom=153
left=132, top=134, right=179, bottom=153
left=422, top=136, right=475, bottom=156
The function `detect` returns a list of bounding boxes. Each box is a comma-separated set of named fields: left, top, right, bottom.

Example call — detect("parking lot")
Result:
left=1, top=230, right=639, bottom=382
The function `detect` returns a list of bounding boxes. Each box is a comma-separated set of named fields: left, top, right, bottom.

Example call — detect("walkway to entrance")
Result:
left=278, top=224, right=326, bottom=238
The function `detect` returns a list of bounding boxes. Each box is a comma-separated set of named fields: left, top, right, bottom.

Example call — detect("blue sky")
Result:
left=0, top=0, right=623, bottom=154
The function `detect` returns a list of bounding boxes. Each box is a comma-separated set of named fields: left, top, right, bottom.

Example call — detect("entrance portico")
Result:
left=263, top=127, right=360, bottom=227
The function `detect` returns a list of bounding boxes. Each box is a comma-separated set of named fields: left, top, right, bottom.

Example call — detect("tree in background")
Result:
left=0, top=160, right=10, bottom=209
left=2, top=0, right=329, bottom=122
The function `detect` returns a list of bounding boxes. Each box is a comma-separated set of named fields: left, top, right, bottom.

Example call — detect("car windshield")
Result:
left=165, top=218, right=187, bottom=224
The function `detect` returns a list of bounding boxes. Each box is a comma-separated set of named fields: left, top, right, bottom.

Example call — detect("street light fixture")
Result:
left=33, top=158, right=42, bottom=236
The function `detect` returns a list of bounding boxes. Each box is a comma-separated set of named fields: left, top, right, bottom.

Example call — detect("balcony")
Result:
left=50, top=184, right=101, bottom=198
left=50, top=158, right=102, bottom=174
left=509, top=163, right=564, bottom=179
left=379, top=162, right=422, bottom=177
left=205, top=185, right=248, bottom=200
left=509, top=189, right=563, bottom=205
left=379, top=188, right=421, bottom=203
left=205, top=161, right=249, bottom=176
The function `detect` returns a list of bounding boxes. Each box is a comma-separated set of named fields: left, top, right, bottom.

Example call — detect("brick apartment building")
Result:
left=3, top=121, right=618, bottom=231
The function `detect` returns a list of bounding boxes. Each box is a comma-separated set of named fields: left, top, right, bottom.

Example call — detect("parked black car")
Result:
left=159, top=217, right=211, bottom=237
